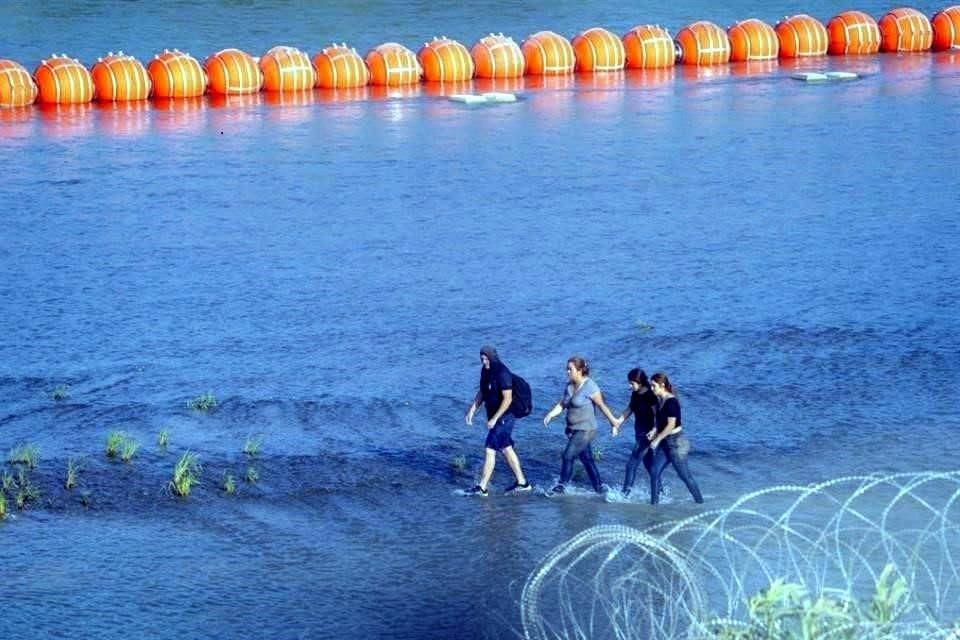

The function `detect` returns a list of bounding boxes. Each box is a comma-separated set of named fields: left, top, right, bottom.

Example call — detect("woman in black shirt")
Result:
left=648, top=372, right=704, bottom=505
left=616, top=368, right=659, bottom=497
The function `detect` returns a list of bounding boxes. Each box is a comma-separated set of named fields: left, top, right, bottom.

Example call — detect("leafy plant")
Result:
left=52, top=384, right=70, bottom=401
left=244, top=466, right=259, bottom=484
left=105, top=431, right=125, bottom=458
left=79, top=491, right=92, bottom=507
left=157, top=429, right=170, bottom=449
left=8, top=443, right=40, bottom=469
left=13, top=468, right=39, bottom=509
left=0, top=491, right=6, bottom=520
left=169, top=451, right=202, bottom=497
left=709, top=565, right=914, bottom=640
left=242, top=436, right=262, bottom=458
left=1, top=473, right=14, bottom=493
left=65, top=458, right=80, bottom=489
left=120, top=438, right=140, bottom=463
left=222, top=472, right=236, bottom=495
left=188, top=392, right=217, bottom=412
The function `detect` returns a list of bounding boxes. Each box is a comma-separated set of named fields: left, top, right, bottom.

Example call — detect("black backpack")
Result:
left=510, top=373, right=533, bottom=418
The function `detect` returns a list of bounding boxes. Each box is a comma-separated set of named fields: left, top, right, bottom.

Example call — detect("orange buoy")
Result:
left=521, top=31, right=575, bottom=75
left=727, top=18, right=779, bottom=61
left=34, top=55, right=94, bottom=104
left=932, top=5, right=960, bottom=50
left=260, top=46, right=316, bottom=91
left=418, top=37, right=474, bottom=82
left=365, top=42, right=421, bottom=86
left=91, top=52, right=151, bottom=101
left=313, top=44, right=370, bottom=89
left=826, top=11, right=881, bottom=55
left=675, top=21, right=731, bottom=65
left=148, top=50, right=206, bottom=98
left=204, top=48, right=263, bottom=95
left=775, top=14, right=829, bottom=57
left=572, top=27, right=625, bottom=72
left=879, top=8, right=933, bottom=52
left=471, top=33, right=525, bottom=78
left=622, top=25, right=675, bottom=69
left=0, top=59, right=38, bottom=107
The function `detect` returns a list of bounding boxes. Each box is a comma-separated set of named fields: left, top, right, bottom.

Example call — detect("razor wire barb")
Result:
left=521, top=471, right=960, bottom=640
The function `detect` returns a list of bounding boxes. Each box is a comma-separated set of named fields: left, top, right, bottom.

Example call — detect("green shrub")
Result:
left=120, top=438, right=140, bottom=464
left=244, top=466, right=259, bottom=484
left=52, top=384, right=70, bottom=401
left=222, top=472, right=236, bottom=495
left=105, top=431, right=125, bottom=458
left=65, top=458, right=80, bottom=490
left=242, top=436, right=262, bottom=457
left=169, top=451, right=202, bottom=497
left=157, top=429, right=170, bottom=448
left=188, top=392, right=217, bottom=412
left=8, top=443, right=40, bottom=469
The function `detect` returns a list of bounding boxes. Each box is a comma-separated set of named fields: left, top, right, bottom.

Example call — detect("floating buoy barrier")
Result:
left=879, top=8, right=933, bottom=52
left=572, top=27, right=626, bottom=72
left=622, top=25, right=675, bottom=69
left=776, top=14, right=829, bottom=57
left=676, top=21, right=731, bottom=65
left=0, top=59, right=38, bottom=107
left=34, top=55, right=94, bottom=104
left=147, top=50, right=206, bottom=98
left=205, top=48, right=263, bottom=95
left=471, top=33, right=525, bottom=78
left=5, top=3, right=959, bottom=114
left=91, top=52, right=151, bottom=101
left=932, top=5, right=960, bottom=50
left=313, top=44, right=369, bottom=89
left=260, top=46, right=315, bottom=91
left=728, top=18, right=779, bottom=61
left=827, top=11, right=881, bottom=55
left=365, top=42, right=421, bottom=86
left=418, top=37, right=474, bottom=82
left=521, top=31, right=575, bottom=75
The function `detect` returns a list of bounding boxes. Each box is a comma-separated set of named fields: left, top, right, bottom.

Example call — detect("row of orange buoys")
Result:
left=2, top=5, right=959, bottom=108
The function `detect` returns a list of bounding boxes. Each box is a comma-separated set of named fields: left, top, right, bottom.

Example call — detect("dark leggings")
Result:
left=649, top=434, right=703, bottom=505
left=623, top=440, right=655, bottom=493
left=559, top=429, right=603, bottom=491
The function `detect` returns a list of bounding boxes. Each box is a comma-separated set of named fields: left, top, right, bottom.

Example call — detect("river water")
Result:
left=2, top=1, right=959, bottom=638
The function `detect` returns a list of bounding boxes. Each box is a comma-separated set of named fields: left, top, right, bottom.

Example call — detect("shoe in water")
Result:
left=464, top=485, right=488, bottom=497
left=622, top=487, right=632, bottom=497
left=504, top=481, right=532, bottom=495
left=549, top=483, right=565, bottom=495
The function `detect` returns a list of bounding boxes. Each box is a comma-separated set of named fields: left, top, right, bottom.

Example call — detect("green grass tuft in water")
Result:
left=8, top=443, right=40, bottom=469
left=169, top=451, right=202, bottom=497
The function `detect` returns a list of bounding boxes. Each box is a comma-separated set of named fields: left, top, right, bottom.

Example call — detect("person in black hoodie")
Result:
left=463, top=345, right=532, bottom=496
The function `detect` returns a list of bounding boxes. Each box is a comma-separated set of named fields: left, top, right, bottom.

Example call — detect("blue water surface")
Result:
left=2, top=1, right=960, bottom=639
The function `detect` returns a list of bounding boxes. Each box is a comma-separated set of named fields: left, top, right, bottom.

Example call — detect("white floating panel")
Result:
left=448, top=92, right=518, bottom=104
left=825, top=71, right=858, bottom=80
left=792, top=72, right=828, bottom=82
left=480, top=92, right=517, bottom=103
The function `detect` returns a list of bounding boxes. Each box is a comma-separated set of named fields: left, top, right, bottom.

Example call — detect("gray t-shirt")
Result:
left=562, top=377, right=600, bottom=431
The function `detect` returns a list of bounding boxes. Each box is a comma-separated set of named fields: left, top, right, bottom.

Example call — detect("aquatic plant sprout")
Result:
left=521, top=472, right=960, bottom=640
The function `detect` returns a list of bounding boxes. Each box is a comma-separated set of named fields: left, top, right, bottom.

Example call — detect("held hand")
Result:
left=465, top=407, right=474, bottom=426
left=486, top=418, right=496, bottom=430
left=543, top=415, right=552, bottom=427
left=612, top=425, right=620, bottom=437
left=646, top=428, right=657, bottom=441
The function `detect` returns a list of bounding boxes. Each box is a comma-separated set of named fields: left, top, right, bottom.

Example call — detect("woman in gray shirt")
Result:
left=543, top=356, right=621, bottom=494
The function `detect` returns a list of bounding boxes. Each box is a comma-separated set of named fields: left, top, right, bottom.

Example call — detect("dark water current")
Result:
left=2, top=1, right=960, bottom=638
